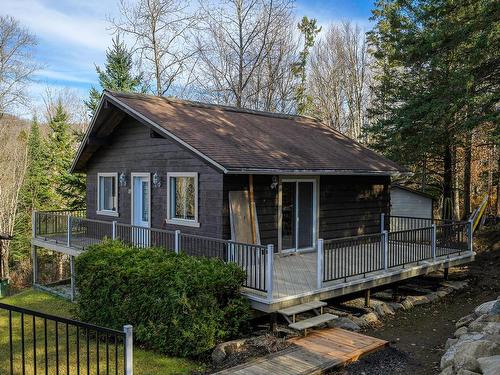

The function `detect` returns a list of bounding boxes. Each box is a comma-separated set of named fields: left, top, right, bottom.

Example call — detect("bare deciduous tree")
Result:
left=195, top=0, right=295, bottom=109
left=309, top=22, right=371, bottom=140
left=0, top=15, right=39, bottom=116
left=0, top=116, right=28, bottom=279
left=110, top=0, right=198, bottom=96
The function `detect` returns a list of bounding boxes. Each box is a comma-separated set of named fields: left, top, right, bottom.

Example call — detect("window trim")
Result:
left=166, top=172, right=200, bottom=227
left=130, top=172, right=151, bottom=228
left=96, top=172, right=119, bottom=217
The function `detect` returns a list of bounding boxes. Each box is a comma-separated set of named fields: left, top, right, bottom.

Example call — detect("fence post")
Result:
left=174, top=230, right=181, bottom=254
left=383, top=230, right=389, bottom=270
left=431, top=224, right=437, bottom=261
left=380, top=213, right=385, bottom=233
left=316, top=239, right=324, bottom=289
left=31, top=245, right=38, bottom=285
left=467, top=219, right=473, bottom=252
left=67, top=215, right=72, bottom=247
left=124, top=325, right=133, bottom=375
left=70, top=256, right=75, bottom=302
left=112, top=221, right=117, bottom=240
left=266, top=244, right=274, bottom=301
left=32, top=211, right=36, bottom=238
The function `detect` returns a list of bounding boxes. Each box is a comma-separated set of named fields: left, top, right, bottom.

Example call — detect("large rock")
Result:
left=477, top=355, right=500, bottom=375
left=211, top=338, right=247, bottom=365
left=446, top=338, right=459, bottom=350
left=362, top=312, right=379, bottom=325
left=439, top=365, right=455, bottom=375
left=456, top=314, right=476, bottom=329
left=373, top=302, right=395, bottom=318
left=401, top=298, right=414, bottom=310
left=406, top=295, right=430, bottom=306
left=327, top=317, right=361, bottom=332
left=490, top=301, right=500, bottom=316
left=455, top=326, right=468, bottom=338
left=456, top=370, right=481, bottom=375
left=453, top=340, right=500, bottom=372
left=475, top=301, right=497, bottom=316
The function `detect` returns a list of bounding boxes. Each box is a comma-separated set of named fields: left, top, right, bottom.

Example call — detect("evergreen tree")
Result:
left=367, top=0, right=499, bottom=219
left=10, top=118, right=52, bottom=262
left=47, top=101, right=85, bottom=208
left=292, top=17, right=321, bottom=115
left=85, top=36, right=144, bottom=114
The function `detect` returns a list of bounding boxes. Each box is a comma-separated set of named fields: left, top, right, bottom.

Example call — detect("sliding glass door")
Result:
left=281, top=180, right=316, bottom=252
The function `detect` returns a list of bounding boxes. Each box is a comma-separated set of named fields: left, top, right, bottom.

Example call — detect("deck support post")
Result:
left=443, top=267, right=449, bottom=280
left=467, top=219, right=473, bottom=252
left=383, top=230, right=389, bottom=270
left=31, top=245, right=38, bottom=286
left=431, top=224, right=437, bottom=261
left=380, top=213, right=385, bottom=233
left=266, top=244, right=274, bottom=301
left=112, top=221, right=117, bottom=240
left=316, top=239, right=324, bottom=289
left=269, top=312, right=277, bottom=333
left=174, top=230, right=181, bottom=254
left=364, top=289, right=371, bottom=307
left=124, top=325, right=134, bottom=375
left=67, top=216, right=72, bottom=247
left=70, top=255, right=75, bottom=302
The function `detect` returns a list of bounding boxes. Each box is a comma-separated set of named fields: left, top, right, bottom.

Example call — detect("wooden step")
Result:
left=289, top=313, right=338, bottom=332
left=278, top=301, right=327, bottom=317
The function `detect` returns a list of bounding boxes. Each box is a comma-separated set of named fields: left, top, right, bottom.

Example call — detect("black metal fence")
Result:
left=0, top=302, right=132, bottom=375
left=436, top=222, right=469, bottom=257
left=387, top=226, right=433, bottom=267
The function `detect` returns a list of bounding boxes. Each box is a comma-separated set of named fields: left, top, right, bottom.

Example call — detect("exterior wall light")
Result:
left=119, top=172, right=127, bottom=187
left=152, top=172, right=161, bottom=188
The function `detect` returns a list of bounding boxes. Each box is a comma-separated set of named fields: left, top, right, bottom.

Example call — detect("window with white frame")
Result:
left=97, top=173, right=118, bottom=215
left=167, top=172, right=199, bottom=226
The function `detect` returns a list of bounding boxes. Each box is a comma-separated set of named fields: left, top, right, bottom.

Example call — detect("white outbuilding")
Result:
left=390, top=185, right=434, bottom=219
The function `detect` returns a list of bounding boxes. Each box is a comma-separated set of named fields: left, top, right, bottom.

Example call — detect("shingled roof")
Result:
left=72, top=90, right=407, bottom=175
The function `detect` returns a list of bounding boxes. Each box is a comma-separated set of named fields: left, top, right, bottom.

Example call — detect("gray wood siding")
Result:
left=390, top=187, right=432, bottom=219
left=319, top=176, right=390, bottom=239
left=223, top=175, right=278, bottom=247
left=85, top=117, right=224, bottom=237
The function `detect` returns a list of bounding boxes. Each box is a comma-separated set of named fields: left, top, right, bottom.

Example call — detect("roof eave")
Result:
left=225, top=168, right=412, bottom=177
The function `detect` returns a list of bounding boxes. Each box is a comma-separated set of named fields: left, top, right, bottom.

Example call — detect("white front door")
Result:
left=131, top=173, right=150, bottom=246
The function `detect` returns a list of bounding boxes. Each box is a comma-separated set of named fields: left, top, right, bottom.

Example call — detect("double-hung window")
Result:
left=97, top=173, right=118, bottom=216
left=167, top=172, right=199, bottom=227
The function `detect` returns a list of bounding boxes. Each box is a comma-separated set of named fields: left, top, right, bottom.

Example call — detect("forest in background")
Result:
left=0, top=0, right=498, bottom=287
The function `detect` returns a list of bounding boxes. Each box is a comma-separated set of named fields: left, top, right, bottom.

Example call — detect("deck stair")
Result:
left=278, top=301, right=337, bottom=334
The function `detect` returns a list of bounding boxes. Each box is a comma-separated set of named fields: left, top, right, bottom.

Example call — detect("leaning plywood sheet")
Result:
left=229, top=191, right=260, bottom=245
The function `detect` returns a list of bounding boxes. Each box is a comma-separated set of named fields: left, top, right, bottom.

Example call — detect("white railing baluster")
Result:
left=316, top=239, right=324, bottom=289
left=124, top=325, right=133, bottom=375
left=112, top=221, right=117, bottom=240
left=174, top=230, right=181, bottom=254
left=266, top=244, right=274, bottom=301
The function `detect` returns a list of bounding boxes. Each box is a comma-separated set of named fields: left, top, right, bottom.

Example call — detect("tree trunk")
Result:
left=496, top=152, right=500, bottom=216
left=463, top=131, right=472, bottom=219
left=442, top=141, right=454, bottom=220
left=0, top=240, right=8, bottom=279
left=453, top=145, right=460, bottom=220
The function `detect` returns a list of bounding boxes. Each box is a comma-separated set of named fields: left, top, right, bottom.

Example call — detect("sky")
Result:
left=2, top=0, right=375, bottom=116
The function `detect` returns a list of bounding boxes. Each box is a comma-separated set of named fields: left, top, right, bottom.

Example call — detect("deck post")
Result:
left=266, top=244, right=274, bottom=301
left=467, top=219, right=473, bottom=252
left=70, top=255, right=75, bottom=302
left=112, top=221, right=117, bottom=240
left=174, top=230, right=181, bottom=254
left=364, top=289, right=371, bottom=307
left=380, top=213, right=385, bottom=233
left=316, top=239, right=324, bottom=289
left=31, top=245, right=38, bottom=285
left=431, top=224, right=437, bottom=261
left=67, top=215, right=72, bottom=247
left=383, top=230, right=389, bottom=270
left=124, top=325, right=134, bottom=375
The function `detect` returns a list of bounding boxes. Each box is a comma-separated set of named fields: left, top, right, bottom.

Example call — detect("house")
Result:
left=31, top=90, right=474, bottom=314
left=390, top=185, right=434, bottom=220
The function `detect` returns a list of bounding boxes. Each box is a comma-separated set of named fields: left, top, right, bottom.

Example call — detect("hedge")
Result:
left=75, top=240, right=252, bottom=357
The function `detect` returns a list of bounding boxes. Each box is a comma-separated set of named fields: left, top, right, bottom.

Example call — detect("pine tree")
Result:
left=85, top=36, right=144, bottom=114
left=10, top=118, right=52, bottom=263
left=292, top=17, right=321, bottom=115
left=47, top=101, right=85, bottom=208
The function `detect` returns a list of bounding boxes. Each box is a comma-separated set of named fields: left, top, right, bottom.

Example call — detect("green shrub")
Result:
left=75, top=240, right=251, bottom=357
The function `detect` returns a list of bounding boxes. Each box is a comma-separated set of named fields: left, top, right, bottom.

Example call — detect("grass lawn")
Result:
left=0, top=289, right=203, bottom=375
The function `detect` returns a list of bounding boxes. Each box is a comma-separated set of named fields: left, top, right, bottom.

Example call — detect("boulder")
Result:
left=456, top=370, right=481, bottom=375
left=456, top=314, right=476, bottom=329
left=327, top=317, right=361, bottom=332
left=446, top=338, right=459, bottom=350
left=373, top=302, right=395, bottom=318
left=350, top=315, right=371, bottom=329
left=362, top=312, right=379, bottom=325
left=477, top=355, right=500, bottom=375
left=401, top=298, right=414, bottom=310
left=490, top=301, right=500, bottom=316
left=454, top=327, right=468, bottom=338
left=482, top=322, right=500, bottom=336
left=407, top=295, right=430, bottom=306
left=475, top=301, right=497, bottom=316
left=436, top=290, right=450, bottom=298
left=387, top=302, right=404, bottom=311
left=453, top=340, right=499, bottom=372
left=211, top=338, right=247, bottom=365
left=439, top=365, right=455, bottom=375
left=469, top=315, right=489, bottom=333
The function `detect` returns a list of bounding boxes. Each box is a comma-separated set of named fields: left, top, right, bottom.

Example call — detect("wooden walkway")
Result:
left=214, top=328, right=388, bottom=374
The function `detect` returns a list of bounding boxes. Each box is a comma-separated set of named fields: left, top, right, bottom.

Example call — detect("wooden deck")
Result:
left=214, top=328, right=388, bottom=374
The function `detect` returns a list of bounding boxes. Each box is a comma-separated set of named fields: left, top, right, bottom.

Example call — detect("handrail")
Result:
left=470, top=194, right=488, bottom=232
